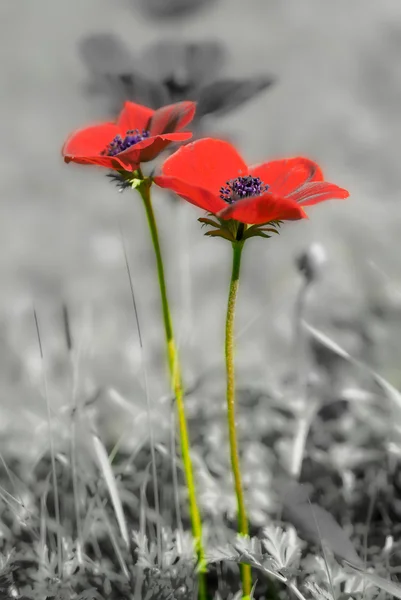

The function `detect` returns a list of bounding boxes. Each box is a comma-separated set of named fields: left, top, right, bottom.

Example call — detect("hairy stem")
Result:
left=138, top=179, right=207, bottom=600
left=225, top=241, right=251, bottom=597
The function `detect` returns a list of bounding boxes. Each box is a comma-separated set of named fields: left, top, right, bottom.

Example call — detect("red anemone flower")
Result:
left=154, top=139, right=349, bottom=225
left=62, top=100, right=196, bottom=172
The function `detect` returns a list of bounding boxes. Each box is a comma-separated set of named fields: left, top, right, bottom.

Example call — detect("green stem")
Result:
left=138, top=179, right=207, bottom=600
left=225, top=241, right=252, bottom=598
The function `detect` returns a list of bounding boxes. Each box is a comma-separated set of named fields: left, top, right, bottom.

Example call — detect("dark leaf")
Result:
left=78, top=33, right=169, bottom=110
left=198, top=217, right=221, bottom=228
left=305, top=322, right=401, bottom=413
left=196, top=75, right=276, bottom=117
left=204, top=229, right=235, bottom=242
left=255, top=227, right=280, bottom=235
left=95, top=72, right=168, bottom=112
left=107, top=172, right=135, bottom=192
left=243, top=223, right=281, bottom=240
left=79, top=33, right=135, bottom=76
left=143, top=40, right=226, bottom=92
left=280, top=482, right=363, bottom=568
left=77, top=590, right=103, bottom=600
left=132, top=0, right=219, bottom=20
left=243, top=230, right=272, bottom=240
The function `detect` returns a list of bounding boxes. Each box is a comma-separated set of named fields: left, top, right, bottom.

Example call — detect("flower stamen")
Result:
left=219, top=176, right=269, bottom=204
left=101, top=129, right=151, bottom=156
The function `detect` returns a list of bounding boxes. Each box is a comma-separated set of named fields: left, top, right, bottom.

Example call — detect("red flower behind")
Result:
left=154, top=139, right=349, bottom=225
left=62, top=101, right=196, bottom=172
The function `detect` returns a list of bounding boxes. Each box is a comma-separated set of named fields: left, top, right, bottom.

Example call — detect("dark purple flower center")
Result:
left=219, top=176, right=269, bottom=204
left=101, top=129, right=151, bottom=157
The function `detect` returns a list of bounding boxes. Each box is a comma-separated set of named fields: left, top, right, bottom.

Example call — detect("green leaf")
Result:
left=258, top=228, right=280, bottom=234
left=246, top=222, right=280, bottom=234
left=130, top=178, right=143, bottom=189
left=198, top=217, right=221, bottom=228
left=226, top=219, right=241, bottom=238
left=205, top=229, right=236, bottom=242
left=243, top=230, right=272, bottom=240
left=246, top=222, right=266, bottom=231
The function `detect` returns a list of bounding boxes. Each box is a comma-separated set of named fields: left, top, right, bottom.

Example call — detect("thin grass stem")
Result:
left=33, top=309, right=62, bottom=576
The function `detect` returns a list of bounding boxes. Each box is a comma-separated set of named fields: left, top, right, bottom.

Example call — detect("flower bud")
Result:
left=296, top=243, right=327, bottom=283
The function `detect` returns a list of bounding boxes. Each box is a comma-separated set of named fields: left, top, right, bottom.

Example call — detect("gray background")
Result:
left=1, top=0, right=401, bottom=446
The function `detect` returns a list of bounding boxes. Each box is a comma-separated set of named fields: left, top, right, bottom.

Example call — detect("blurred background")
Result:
left=2, top=0, right=401, bottom=448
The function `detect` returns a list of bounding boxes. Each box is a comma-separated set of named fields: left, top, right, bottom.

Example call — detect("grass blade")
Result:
left=120, top=227, right=162, bottom=562
left=33, top=308, right=62, bottom=575
left=91, top=431, right=129, bottom=548
left=304, top=321, right=401, bottom=411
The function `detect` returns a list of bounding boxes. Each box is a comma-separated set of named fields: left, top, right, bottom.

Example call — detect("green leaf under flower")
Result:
left=198, top=213, right=283, bottom=243
left=204, top=229, right=236, bottom=242
left=198, top=217, right=222, bottom=229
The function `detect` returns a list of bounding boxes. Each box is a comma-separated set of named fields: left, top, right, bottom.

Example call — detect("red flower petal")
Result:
left=289, top=181, right=350, bottom=206
left=64, top=153, right=137, bottom=170
left=62, top=123, right=119, bottom=158
left=217, top=192, right=308, bottom=224
left=112, top=132, right=193, bottom=165
left=117, top=101, right=155, bottom=133
left=154, top=175, right=226, bottom=214
left=137, top=132, right=193, bottom=162
left=62, top=123, right=139, bottom=170
left=158, top=138, right=248, bottom=195
left=63, top=102, right=196, bottom=172
left=249, top=158, right=324, bottom=197
left=148, top=101, right=196, bottom=135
